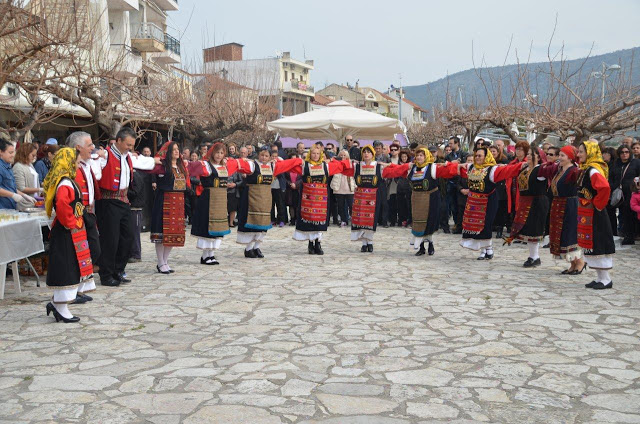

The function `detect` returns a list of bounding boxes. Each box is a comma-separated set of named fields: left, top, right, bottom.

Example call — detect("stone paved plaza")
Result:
left=1, top=226, right=639, bottom=423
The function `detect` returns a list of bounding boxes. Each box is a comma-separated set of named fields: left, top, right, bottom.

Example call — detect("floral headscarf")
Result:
left=43, top=147, right=77, bottom=217
left=414, top=145, right=434, bottom=168
left=579, top=140, right=608, bottom=179
left=304, top=145, right=325, bottom=166
left=155, top=141, right=173, bottom=160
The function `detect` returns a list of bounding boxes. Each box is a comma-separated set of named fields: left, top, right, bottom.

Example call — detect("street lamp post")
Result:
left=592, top=63, right=621, bottom=104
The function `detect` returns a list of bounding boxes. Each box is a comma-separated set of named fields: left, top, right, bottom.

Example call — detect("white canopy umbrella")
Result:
left=267, top=100, right=406, bottom=141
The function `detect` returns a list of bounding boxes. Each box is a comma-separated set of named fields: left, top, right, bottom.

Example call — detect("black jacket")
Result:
left=128, top=169, right=146, bottom=209
left=611, top=158, right=640, bottom=197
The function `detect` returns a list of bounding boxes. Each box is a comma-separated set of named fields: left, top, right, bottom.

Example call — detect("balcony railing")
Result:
left=131, top=22, right=164, bottom=42
left=286, top=79, right=314, bottom=93
left=164, top=33, right=180, bottom=56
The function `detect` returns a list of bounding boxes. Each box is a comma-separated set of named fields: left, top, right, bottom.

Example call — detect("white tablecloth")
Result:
left=0, top=218, right=45, bottom=264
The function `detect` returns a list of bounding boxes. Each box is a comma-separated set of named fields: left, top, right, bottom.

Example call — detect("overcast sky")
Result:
left=167, top=0, right=639, bottom=90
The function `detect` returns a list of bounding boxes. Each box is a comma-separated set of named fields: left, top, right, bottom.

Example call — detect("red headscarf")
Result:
left=204, top=142, right=226, bottom=162
left=155, top=141, right=173, bottom=160
left=560, top=145, right=577, bottom=162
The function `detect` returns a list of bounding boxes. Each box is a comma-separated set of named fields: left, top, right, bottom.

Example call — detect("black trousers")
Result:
left=378, top=184, right=389, bottom=225
left=271, top=189, right=287, bottom=223
left=329, top=190, right=339, bottom=224
left=130, top=209, right=142, bottom=259
left=606, top=205, right=618, bottom=236
left=620, top=201, right=636, bottom=241
left=397, top=191, right=411, bottom=224
left=336, top=194, right=353, bottom=223
left=96, top=199, right=132, bottom=281
left=84, top=212, right=101, bottom=264
left=388, top=193, right=398, bottom=225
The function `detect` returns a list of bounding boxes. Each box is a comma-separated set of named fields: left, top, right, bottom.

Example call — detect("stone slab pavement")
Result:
left=1, top=226, right=639, bottom=423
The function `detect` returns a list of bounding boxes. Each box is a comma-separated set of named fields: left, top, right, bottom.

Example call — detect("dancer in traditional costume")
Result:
left=67, top=131, right=102, bottom=303
left=236, top=147, right=302, bottom=258
left=189, top=143, right=251, bottom=265
left=150, top=141, right=190, bottom=274
left=341, top=145, right=386, bottom=252
left=382, top=146, right=459, bottom=256
left=577, top=141, right=615, bottom=290
left=43, top=148, right=93, bottom=323
left=503, top=146, right=550, bottom=267
left=457, top=147, right=525, bottom=260
left=538, top=146, right=585, bottom=274
left=292, top=145, right=351, bottom=255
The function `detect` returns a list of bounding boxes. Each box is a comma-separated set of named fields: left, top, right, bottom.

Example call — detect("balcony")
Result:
left=148, top=33, right=180, bottom=64
left=109, top=44, right=143, bottom=78
left=130, top=22, right=165, bottom=52
left=153, top=0, right=178, bottom=11
left=284, top=80, right=314, bottom=96
left=107, top=0, right=138, bottom=11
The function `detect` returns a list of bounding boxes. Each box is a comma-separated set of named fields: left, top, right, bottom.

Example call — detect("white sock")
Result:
left=254, top=240, right=262, bottom=250
left=479, top=248, right=486, bottom=257
left=596, top=269, right=612, bottom=284
left=486, top=247, right=493, bottom=256
left=362, top=240, right=368, bottom=246
left=163, top=246, right=173, bottom=269
left=201, top=249, right=209, bottom=259
left=245, top=242, right=254, bottom=251
left=528, top=242, right=540, bottom=260
left=155, top=243, right=164, bottom=267
left=53, top=302, right=73, bottom=319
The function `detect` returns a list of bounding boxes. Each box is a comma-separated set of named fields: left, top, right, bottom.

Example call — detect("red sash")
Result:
left=549, top=197, right=567, bottom=256
left=509, top=195, right=534, bottom=239
left=162, top=192, right=186, bottom=246
left=463, top=191, right=492, bottom=234
left=71, top=226, right=93, bottom=278
left=352, top=187, right=377, bottom=230
left=301, top=183, right=328, bottom=224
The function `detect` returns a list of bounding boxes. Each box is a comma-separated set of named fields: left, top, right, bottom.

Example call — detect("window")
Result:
left=6, top=84, right=17, bottom=96
left=52, top=97, right=60, bottom=105
left=284, top=71, right=288, bottom=82
left=292, top=73, right=295, bottom=80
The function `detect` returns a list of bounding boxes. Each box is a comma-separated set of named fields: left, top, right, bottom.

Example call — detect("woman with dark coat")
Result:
left=601, top=147, right=617, bottom=236
left=610, top=145, right=640, bottom=245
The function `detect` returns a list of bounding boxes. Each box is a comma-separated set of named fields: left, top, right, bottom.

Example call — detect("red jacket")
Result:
left=631, top=192, right=640, bottom=220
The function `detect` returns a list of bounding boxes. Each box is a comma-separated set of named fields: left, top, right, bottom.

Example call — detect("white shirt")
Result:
left=98, top=146, right=155, bottom=190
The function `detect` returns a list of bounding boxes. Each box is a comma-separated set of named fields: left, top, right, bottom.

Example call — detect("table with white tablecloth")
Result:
left=0, top=215, right=45, bottom=299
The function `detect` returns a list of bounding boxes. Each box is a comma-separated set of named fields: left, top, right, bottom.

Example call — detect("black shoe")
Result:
left=46, top=302, right=80, bottom=323
left=116, top=273, right=131, bottom=283
left=485, top=251, right=494, bottom=260
left=415, top=242, right=426, bottom=256
left=308, top=241, right=315, bottom=255
left=314, top=240, right=324, bottom=255
left=585, top=280, right=598, bottom=288
left=621, top=239, right=635, bottom=245
left=200, top=256, right=219, bottom=265
left=253, top=248, right=264, bottom=258
left=542, top=243, right=550, bottom=248
left=495, top=229, right=503, bottom=239
left=71, top=295, right=88, bottom=305
left=561, top=269, right=572, bottom=275
left=390, top=223, right=396, bottom=227
left=101, top=278, right=121, bottom=286
left=367, top=244, right=373, bottom=252
left=244, top=249, right=257, bottom=258
left=79, top=293, right=93, bottom=302
left=442, top=227, right=451, bottom=234
left=427, top=242, right=435, bottom=256
left=523, top=257, right=541, bottom=268
left=568, top=264, right=587, bottom=275
left=592, top=281, right=613, bottom=290
left=156, top=265, right=170, bottom=274
left=452, top=227, right=462, bottom=234
left=477, top=253, right=486, bottom=260
left=361, top=245, right=368, bottom=253
left=383, top=224, right=389, bottom=228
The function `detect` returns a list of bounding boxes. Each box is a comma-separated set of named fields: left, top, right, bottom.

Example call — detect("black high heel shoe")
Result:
left=156, top=265, right=170, bottom=275
left=427, top=242, right=435, bottom=256
left=46, top=302, right=80, bottom=323
left=569, top=264, right=587, bottom=275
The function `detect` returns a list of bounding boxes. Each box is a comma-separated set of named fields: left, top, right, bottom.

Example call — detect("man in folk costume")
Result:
left=236, top=147, right=302, bottom=258
left=577, top=141, right=616, bottom=290
left=149, top=141, right=191, bottom=273
left=292, top=145, right=351, bottom=255
left=66, top=131, right=102, bottom=303
left=96, top=127, right=159, bottom=286
left=188, top=143, right=252, bottom=265
left=382, top=146, right=459, bottom=256
left=456, top=147, right=526, bottom=260
left=43, top=148, right=93, bottom=323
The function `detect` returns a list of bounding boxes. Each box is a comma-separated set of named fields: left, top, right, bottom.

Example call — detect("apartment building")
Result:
left=203, top=43, right=315, bottom=116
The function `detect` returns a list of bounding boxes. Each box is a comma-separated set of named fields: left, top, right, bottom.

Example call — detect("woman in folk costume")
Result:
left=577, top=141, right=615, bottom=290
left=457, top=147, right=526, bottom=260
left=503, top=146, right=550, bottom=267
left=236, top=146, right=302, bottom=258
left=382, top=145, right=458, bottom=256
left=43, top=148, right=93, bottom=323
left=150, top=141, right=190, bottom=274
left=537, top=145, right=585, bottom=274
left=189, top=143, right=251, bottom=265
left=340, top=145, right=386, bottom=252
left=293, top=145, right=351, bottom=255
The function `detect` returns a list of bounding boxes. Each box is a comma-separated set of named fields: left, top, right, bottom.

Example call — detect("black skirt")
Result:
left=517, top=195, right=549, bottom=241
left=46, top=223, right=80, bottom=288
